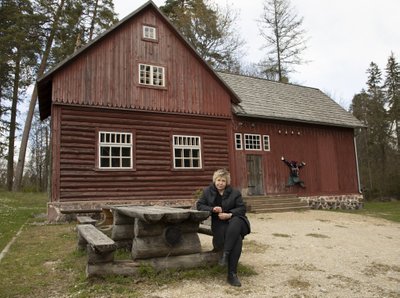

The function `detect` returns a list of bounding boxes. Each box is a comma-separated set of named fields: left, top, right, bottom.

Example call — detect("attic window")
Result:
left=143, top=25, right=157, bottom=40
left=139, top=64, right=165, bottom=87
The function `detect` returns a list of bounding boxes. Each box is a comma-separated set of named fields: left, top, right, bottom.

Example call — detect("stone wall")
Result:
left=300, top=194, right=364, bottom=210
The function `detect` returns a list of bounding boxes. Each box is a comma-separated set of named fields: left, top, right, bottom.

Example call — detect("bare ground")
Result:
left=149, top=210, right=400, bottom=298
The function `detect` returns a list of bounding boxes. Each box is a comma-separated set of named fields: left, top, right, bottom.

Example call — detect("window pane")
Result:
left=175, top=149, right=182, bottom=157
left=101, top=158, right=110, bottom=167
left=193, top=159, right=199, bottom=167
left=111, top=158, right=120, bottom=167
left=100, top=146, right=110, bottom=156
left=122, top=158, right=131, bottom=167
left=111, top=147, right=120, bottom=157
left=122, top=147, right=130, bottom=157
left=184, top=149, right=191, bottom=157
left=175, top=159, right=182, bottom=168
left=184, top=159, right=190, bottom=167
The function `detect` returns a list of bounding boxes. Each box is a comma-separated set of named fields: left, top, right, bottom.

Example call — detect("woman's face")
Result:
left=215, top=176, right=227, bottom=191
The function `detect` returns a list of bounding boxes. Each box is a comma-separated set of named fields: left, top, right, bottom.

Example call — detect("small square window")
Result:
left=139, top=64, right=165, bottom=87
left=143, top=25, right=157, bottom=40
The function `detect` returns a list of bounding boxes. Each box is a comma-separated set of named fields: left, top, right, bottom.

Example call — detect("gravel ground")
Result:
left=149, top=210, right=400, bottom=298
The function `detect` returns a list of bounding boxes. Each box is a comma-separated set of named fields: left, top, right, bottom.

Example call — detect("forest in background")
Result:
left=1, top=0, right=399, bottom=200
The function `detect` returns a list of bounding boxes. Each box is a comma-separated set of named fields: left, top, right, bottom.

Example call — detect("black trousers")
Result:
left=212, top=216, right=250, bottom=273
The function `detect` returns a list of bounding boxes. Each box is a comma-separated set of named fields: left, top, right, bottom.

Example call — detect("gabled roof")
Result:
left=218, top=72, right=363, bottom=128
left=37, top=0, right=240, bottom=120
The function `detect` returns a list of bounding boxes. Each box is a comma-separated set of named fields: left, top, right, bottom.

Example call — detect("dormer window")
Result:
left=143, top=25, right=157, bottom=40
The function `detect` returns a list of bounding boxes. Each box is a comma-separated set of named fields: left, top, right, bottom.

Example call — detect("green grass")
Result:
left=0, top=191, right=256, bottom=297
left=334, top=200, right=400, bottom=223
left=0, top=191, right=47, bottom=251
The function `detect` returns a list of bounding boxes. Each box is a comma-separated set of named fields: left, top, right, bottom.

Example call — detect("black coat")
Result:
left=196, top=184, right=251, bottom=235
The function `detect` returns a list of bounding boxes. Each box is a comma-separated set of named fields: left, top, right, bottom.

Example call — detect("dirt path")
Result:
left=150, top=211, right=400, bottom=298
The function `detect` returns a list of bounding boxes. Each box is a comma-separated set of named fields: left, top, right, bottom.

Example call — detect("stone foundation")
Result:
left=300, top=194, right=364, bottom=210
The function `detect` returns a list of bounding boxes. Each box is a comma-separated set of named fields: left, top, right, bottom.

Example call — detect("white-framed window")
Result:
left=244, top=134, right=261, bottom=150
left=235, top=133, right=243, bottom=150
left=143, top=25, right=157, bottom=40
left=173, top=135, right=202, bottom=169
left=263, top=135, right=270, bottom=151
left=139, top=64, right=165, bottom=87
left=99, top=132, right=132, bottom=169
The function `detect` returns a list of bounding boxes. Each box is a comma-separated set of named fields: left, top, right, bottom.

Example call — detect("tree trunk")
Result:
left=13, top=0, right=65, bottom=191
left=7, top=53, right=21, bottom=190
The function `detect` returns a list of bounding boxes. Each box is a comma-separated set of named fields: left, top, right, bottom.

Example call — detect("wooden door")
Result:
left=246, top=155, right=264, bottom=195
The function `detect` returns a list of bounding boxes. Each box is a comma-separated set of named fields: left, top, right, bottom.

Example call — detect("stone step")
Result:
left=244, top=196, right=310, bottom=213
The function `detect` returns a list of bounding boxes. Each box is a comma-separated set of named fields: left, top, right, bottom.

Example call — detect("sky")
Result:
left=113, top=0, right=400, bottom=110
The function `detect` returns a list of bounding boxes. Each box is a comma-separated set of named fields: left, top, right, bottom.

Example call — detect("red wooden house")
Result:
left=37, top=1, right=363, bottom=221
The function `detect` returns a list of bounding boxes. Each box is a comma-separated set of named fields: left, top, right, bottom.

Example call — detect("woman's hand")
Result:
left=212, top=206, right=223, bottom=213
left=218, top=212, right=233, bottom=220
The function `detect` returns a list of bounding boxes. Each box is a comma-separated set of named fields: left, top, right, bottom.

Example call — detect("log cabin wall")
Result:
left=51, top=105, right=233, bottom=203
left=232, top=117, right=359, bottom=196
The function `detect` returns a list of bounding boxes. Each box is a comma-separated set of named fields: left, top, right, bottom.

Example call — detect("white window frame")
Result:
left=143, top=25, right=157, bottom=40
left=263, top=135, right=270, bottom=151
left=173, top=135, right=202, bottom=169
left=244, top=134, right=262, bottom=150
left=235, top=133, right=243, bottom=150
left=99, top=131, right=133, bottom=169
left=139, top=64, right=165, bottom=87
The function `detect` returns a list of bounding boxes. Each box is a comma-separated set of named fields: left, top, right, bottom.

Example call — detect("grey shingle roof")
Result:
left=217, top=72, right=363, bottom=128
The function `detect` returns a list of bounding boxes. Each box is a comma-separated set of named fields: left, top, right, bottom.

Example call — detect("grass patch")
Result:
left=244, top=239, right=269, bottom=253
left=305, top=233, right=330, bottom=239
left=287, top=277, right=311, bottom=290
left=0, top=191, right=47, bottom=251
left=272, top=233, right=291, bottom=238
left=333, top=200, right=400, bottom=223
left=0, top=191, right=257, bottom=297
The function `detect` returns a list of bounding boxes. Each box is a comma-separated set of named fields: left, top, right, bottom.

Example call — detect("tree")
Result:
left=160, top=0, right=245, bottom=72
left=384, top=52, right=400, bottom=150
left=13, top=0, right=118, bottom=191
left=257, top=0, right=307, bottom=82
left=351, top=58, right=400, bottom=199
left=0, top=0, right=41, bottom=190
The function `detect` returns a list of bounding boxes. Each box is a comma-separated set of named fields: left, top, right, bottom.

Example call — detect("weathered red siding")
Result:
left=50, top=8, right=232, bottom=118
left=52, top=105, right=232, bottom=203
left=232, top=117, right=359, bottom=196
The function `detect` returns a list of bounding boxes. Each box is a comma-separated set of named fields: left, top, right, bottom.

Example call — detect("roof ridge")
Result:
left=217, top=71, right=322, bottom=92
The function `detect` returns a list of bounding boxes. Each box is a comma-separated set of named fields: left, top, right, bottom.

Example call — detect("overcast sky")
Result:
left=113, top=0, right=400, bottom=110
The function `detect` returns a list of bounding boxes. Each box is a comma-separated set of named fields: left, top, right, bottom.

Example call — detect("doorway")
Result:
left=246, top=155, right=264, bottom=195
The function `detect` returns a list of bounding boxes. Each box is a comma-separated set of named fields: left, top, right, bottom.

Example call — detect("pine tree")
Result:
left=160, top=0, right=244, bottom=72
left=384, top=52, right=400, bottom=150
left=0, top=0, right=41, bottom=190
left=13, top=0, right=118, bottom=191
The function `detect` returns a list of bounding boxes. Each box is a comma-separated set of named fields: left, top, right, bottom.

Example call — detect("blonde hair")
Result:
left=212, top=169, right=231, bottom=185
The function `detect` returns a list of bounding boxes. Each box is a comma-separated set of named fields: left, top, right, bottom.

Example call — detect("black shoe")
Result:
left=218, top=251, right=229, bottom=266
left=227, top=272, right=241, bottom=287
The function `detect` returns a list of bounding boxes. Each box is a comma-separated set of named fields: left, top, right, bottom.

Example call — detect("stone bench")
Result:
left=77, top=224, right=117, bottom=264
